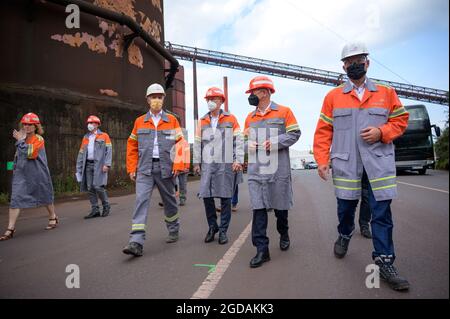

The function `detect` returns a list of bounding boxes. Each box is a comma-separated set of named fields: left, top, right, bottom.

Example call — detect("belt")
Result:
left=152, top=158, right=160, bottom=162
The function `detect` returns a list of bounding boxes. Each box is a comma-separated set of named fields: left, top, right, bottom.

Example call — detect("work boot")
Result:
left=122, top=242, right=143, bottom=257
left=280, top=233, right=290, bottom=251
left=166, top=232, right=179, bottom=243
left=360, top=225, right=372, bottom=239
left=84, top=206, right=101, bottom=219
left=218, top=231, right=228, bottom=245
left=250, top=251, right=271, bottom=268
left=374, top=257, right=410, bottom=291
left=204, top=226, right=219, bottom=243
left=334, top=235, right=351, bottom=258
left=101, top=204, right=111, bottom=217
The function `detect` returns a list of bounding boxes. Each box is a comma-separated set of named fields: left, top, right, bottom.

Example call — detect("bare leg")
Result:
left=45, top=204, right=58, bottom=229
left=7, top=208, right=20, bottom=230
left=46, top=204, right=57, bottom=219
left=0, top=208, right=20, bottom=239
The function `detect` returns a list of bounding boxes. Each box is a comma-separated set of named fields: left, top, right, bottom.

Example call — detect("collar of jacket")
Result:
left=342, top=78, right=378, bottom=94
left=144, top=110, right=170, bottom=123
left=84, top=128, right=102, bottom=139
left=251, top=101, right=278, bottom=117
left=201, top=109, right=230, bottom=121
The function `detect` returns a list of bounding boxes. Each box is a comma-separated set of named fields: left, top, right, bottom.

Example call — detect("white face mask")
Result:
left=207, top=101, right=217, bottom=111
left=87, top=123, right=96, bottom=132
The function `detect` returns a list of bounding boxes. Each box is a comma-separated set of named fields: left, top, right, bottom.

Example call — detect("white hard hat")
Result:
left=341, top=42, right=369, bottom=61
left=146, top=83, right=165, bottom=97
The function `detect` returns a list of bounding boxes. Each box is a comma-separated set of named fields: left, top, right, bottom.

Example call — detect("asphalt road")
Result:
left=0, top=170, right=448, bottom=299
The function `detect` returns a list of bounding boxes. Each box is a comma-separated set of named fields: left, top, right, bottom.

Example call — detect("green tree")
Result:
left=435, top=111, right=449, bottom=170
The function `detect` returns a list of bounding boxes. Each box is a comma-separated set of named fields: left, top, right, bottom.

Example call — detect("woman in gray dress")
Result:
left=0, top=113, right=58, bottom=241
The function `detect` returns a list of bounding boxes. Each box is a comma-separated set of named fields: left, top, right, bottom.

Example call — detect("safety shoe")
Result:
left=375, top=257, right=410, bottom=291
left=360, top=225, right=372, bottom=239
left=280, top=233, right=290, bottom=251
left=218, top=231, right=228, bottom=245
left=101, top=204, right=111, bottom=217
left=84, top=206, right=101, bottom=219
left=204, top=226, right=219, bottom=243
left=250, top=251, right=271, bottom=268
left=166, top=232, right=179, bottom=243
left=122, top=242, right=143, bottom=257
left=334, top=235, right=350, bottom=258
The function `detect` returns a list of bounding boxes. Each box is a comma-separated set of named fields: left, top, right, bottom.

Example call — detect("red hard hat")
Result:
left=86, top=115, right=101, bottom=124
left=245, top=76, right=275, bottom=94
left=204, top=87, right=226, bottom=100
left=20, top=113, right=40, bottom=124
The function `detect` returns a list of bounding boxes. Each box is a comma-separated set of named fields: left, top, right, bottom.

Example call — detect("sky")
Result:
left=164, top=0, right=449, bottom=151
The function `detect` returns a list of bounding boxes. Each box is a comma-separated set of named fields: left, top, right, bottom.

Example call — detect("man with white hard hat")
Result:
left=123, top=83, right=187, bottom=257
left=314, top=42, right=410, bottom=291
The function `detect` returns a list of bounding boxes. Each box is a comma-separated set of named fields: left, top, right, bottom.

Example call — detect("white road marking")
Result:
left=398, top=181, right=449, bottom=194
left=191, top=221, right=252, bottom=299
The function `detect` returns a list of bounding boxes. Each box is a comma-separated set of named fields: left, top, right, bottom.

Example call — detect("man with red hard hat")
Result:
left=194, top=87, right=244, bottom=245
left=244, top=76, right=301, bottom=268
left=76, top=115, right=112, bottom=219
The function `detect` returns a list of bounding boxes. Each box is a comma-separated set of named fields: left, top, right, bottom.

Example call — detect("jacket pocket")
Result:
left=330, top=152, right=350, bottom=161
left=367, top=108, right=388, bottom=127
left=333, top=108, right=353, bottom=130
left=137, top=129, right=152, bottom=149
left=371, top=143, right=394, bottom=157
left=161, top=129, right=176, bottom=140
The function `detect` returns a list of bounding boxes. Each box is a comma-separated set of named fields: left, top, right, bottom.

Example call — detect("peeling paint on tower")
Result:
left=50, top=0, right=163, bottom=68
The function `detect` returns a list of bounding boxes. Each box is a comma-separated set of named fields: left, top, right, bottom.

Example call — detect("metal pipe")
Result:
left=223, top=76, right=228, bottom=112
left=193, top=56, right=198, bottom=122
left=45, top=0, right=179, bottom=89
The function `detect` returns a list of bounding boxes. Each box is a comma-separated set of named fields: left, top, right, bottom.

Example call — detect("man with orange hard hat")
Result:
left=76, top=115, right=112, bottom=219
left=244, top=76, right=301, bottom=268
left=194, top=87, right=244, bottom=245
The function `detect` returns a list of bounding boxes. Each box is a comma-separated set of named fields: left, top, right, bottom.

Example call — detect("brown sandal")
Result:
left=0, top=228, right=16, bottom=241
left=45, top=216, right=59, bottom=230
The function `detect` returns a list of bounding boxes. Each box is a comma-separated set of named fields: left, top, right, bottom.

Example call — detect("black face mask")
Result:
left=248, top=93, right=259, bottom=106
left=346, top=63, right=367, bottom=80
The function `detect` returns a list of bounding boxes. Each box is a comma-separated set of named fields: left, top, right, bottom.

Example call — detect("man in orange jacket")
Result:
left=313, top=42, right=410, bottom=291
left=122, top=83, right=186, bottom=257
left=177, top=129, right=190, bottom=206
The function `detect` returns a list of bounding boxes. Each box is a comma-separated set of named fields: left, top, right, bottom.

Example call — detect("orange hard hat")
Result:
left=20, top=112, right=40, bottom=124
left=204, top=87, right=226, bottom=101
left=245, top=75, right=275, bottom=94
left=86, top=115, right=101, bottom=124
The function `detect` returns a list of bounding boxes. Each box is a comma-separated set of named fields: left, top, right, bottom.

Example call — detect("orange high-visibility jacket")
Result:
left=313, top=79, right=409, bottom=201
left=127, top=111, right=186, bottom=177
left=194, top=110, right=244, bottom=198
left=243, top=102, right=301, bottom=210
